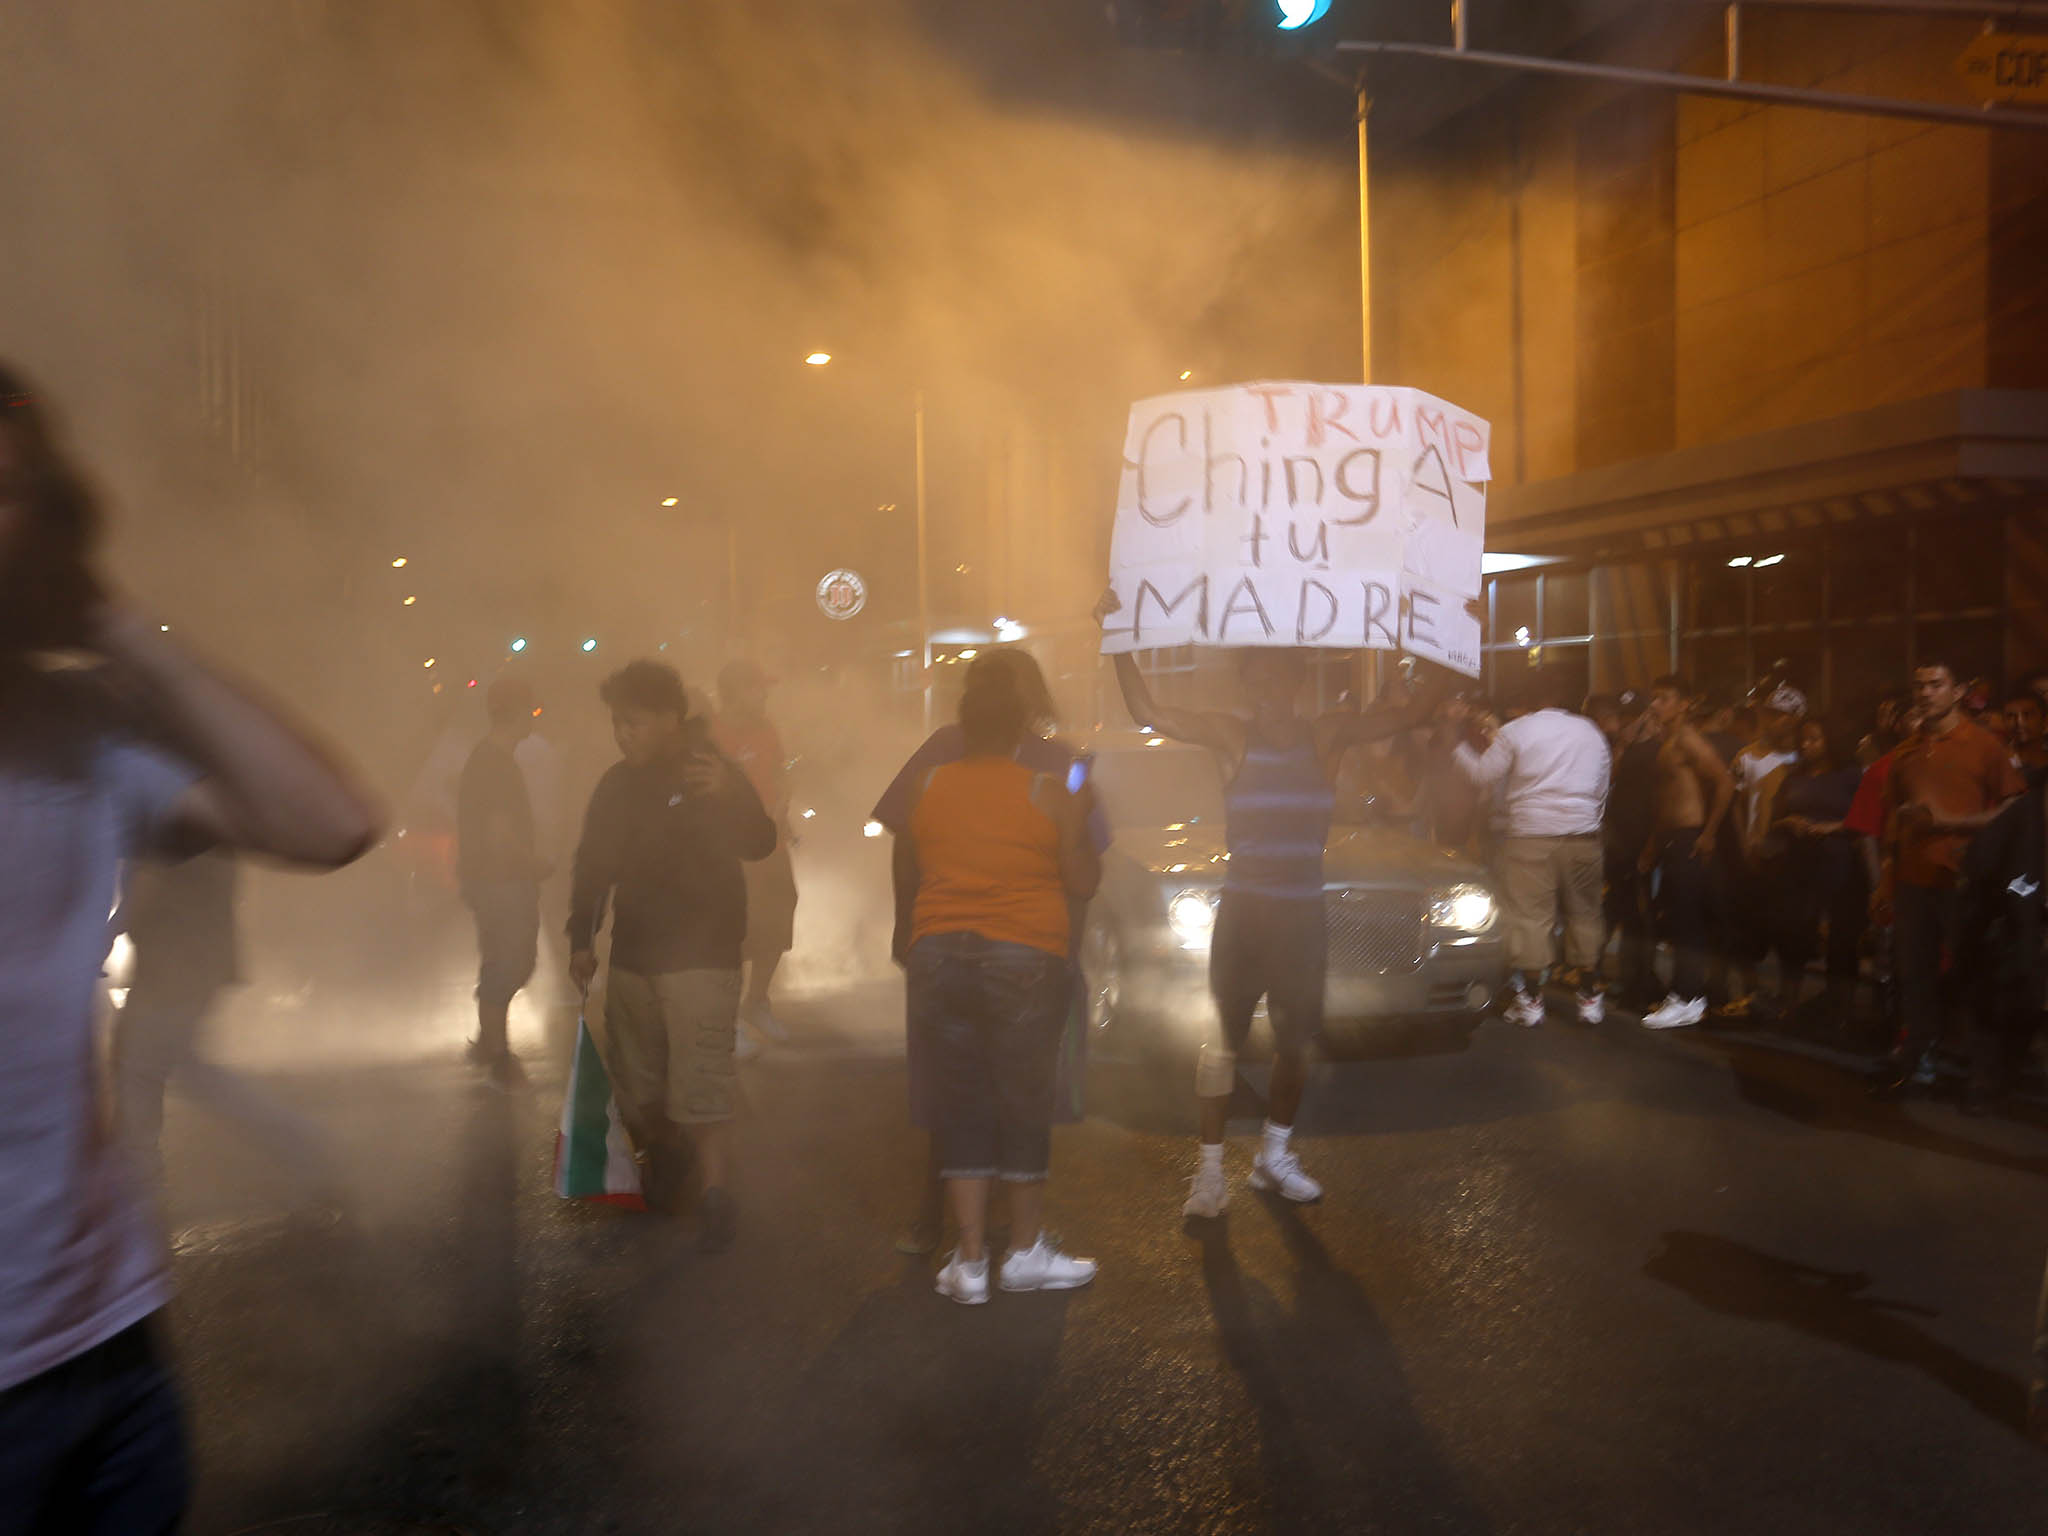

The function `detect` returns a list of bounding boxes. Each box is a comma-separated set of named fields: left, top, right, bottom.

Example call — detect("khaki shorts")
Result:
left=603, top=967, right=742, bottom=1128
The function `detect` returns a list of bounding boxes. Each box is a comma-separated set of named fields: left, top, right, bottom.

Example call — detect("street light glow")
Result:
left=403, top=595, right=417, bottom=606
left=805, top=352, right=832, bottom=366
left=1179, top=370, right=1193, bottom=381
left=423, top=657, right=436, bottom=669
left=510, top=638, right=527, bottom=652
left=581, top=638, right=598, bottom=653
left=661, top=497, right=678, bottom=507
left=391, top=557, right=407, bottom=568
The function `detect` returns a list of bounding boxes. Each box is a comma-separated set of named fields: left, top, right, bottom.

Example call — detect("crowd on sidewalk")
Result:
left=1435, top=655, right=2048, bottom=1116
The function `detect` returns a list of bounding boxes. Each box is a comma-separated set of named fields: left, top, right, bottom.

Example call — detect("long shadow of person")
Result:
left=192, top=1073, right=535, bottom=1532
left=1195, top=1209, right=1495, bottom=1535
left=1644, top=1230, right=2030, bottom=1436
left=658, top=1266, right=1070, bottom=1536
left=1713, top=1043, right=2048, bottom=1178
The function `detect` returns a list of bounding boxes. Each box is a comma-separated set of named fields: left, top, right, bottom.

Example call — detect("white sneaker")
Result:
left=1504, top=990, right=1546, bottom=1028
left=1642, top=994, right=1707, bottom=1030
left=1183, top=1160, right=1229, bottom=1219
left=747, top=1002, right=788, bottom=1043
left=934, top=1250, right=990, bottom=1305
left=1576, top=990, right=1606, bottom=1025
left=1249, top=1147, right=1323, bottom=1203
left=999, top=1234, right=1098, bottom=1292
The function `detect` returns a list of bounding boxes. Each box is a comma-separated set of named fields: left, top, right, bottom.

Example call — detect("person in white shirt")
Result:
left=1449, top=671, right=1613, bottom=1027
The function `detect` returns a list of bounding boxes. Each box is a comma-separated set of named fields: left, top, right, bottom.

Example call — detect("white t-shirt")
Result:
left=1454, top=708, right=1612, bottom=838
left=1734, top=746, right=1797, bottom=838
left=0, top=672, right=194, bottom=1389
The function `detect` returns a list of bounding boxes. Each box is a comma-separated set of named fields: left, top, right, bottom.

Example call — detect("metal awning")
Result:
left=1488, top=389, right=2048, bottom=564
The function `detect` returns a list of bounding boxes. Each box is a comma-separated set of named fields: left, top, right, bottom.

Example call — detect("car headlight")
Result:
left=1166, top=890, right=1217, bottom=951
left=1427, top=884, right=1497, bottom=933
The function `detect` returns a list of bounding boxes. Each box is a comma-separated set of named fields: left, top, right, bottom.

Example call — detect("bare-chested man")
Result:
left=1638, top=675, right=1736, bottom=1029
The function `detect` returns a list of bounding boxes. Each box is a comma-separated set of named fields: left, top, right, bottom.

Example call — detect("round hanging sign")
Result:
left=816, top=568, right=867, bottom=621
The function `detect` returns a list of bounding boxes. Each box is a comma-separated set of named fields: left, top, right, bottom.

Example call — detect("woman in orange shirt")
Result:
left=893, top=662, right=1101, bottom=1305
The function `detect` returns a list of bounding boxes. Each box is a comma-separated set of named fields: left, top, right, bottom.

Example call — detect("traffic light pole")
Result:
left=1355, top=78, right=1372, bottom=387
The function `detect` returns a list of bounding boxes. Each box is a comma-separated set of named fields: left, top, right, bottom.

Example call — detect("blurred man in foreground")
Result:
left=567, top=661, right=776, bottom=1251
left=0, top=364, right=380, bottom=1533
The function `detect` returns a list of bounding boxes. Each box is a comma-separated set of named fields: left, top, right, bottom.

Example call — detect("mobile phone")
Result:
left=1065, top=755, right=1093, bottom=794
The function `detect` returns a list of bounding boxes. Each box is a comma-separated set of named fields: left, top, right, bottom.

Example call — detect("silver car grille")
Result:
left=1325, top=891, right=1424, bottom=976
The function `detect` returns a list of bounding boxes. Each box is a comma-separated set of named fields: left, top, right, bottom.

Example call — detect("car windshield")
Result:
left=1092, top=745, right=1225, bottom=830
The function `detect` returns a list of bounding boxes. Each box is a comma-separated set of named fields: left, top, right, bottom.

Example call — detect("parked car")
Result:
left=1080, top=731, right=1505, bottom=1070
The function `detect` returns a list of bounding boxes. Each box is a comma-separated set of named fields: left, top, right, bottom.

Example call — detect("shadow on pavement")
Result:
left=1644, top=1230, right=2032, bottom=1438
left=1708, top=1041, right=2048, bottom=1179
left=707, top=1269, right=1071, bottom=1535
left=1194, top=1207, right=1495, bottom=1535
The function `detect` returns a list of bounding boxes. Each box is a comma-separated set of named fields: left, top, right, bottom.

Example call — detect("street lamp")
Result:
left=804, top=352, right=933, bottom=729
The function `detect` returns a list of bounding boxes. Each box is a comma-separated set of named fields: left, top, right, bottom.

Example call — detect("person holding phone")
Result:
left=891, top=659, right=1103, bottom=1304
left=872, top=649, right=1109, bottom=1257
left=566, top=660, right=777, bottom=1251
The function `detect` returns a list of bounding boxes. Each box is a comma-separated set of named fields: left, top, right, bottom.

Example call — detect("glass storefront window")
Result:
left=1493, top=576, right=1539, bottom=648
left=1752, top=546, right=1823, bottom=622
left=1915, top=512, right=2003, bottom=613
left=1829, top=531, right=1906, bottom=622
left=1830, top=623, right=1908, bottom=718
left=1543, top=571, right=1590, bottom=639
left=1685, top=633, right=1750, bottom=702
left=1688, top=559, right=1747, bottom=631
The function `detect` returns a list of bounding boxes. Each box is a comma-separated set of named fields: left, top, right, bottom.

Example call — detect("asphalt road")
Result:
left=161, top=983, right=2048, bottom=1535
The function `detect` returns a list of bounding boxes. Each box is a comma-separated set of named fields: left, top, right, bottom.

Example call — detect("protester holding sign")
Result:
left=1097, top=593, right=1449, bottom=1218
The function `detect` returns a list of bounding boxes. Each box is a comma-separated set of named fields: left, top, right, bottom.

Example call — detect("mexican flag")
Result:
left=553, top=1014, right=647, bottom=1209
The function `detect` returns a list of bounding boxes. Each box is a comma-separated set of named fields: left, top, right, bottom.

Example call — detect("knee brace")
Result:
left=1194, top=1041, right=1238, bottom=1099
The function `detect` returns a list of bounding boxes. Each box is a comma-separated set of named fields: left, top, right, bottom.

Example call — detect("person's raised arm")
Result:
left=1317, top=661, right=1455, bottom=753
left=1685, top=726, right=1736, bottom=857
left=95, top=602, right=380, bottom=867
left=1036, top=776, right=1102, bottom=903
left=1095, top=590, right=1240, bottom=754
left=686, top=748, right=777, bottom=860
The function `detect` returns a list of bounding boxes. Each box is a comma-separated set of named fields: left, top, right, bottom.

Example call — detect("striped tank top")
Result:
left=1224, top=732, right=1333, bottom=902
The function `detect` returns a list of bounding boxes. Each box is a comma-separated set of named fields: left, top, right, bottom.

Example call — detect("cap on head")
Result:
left=1764, top=684, right=1807, bottom=717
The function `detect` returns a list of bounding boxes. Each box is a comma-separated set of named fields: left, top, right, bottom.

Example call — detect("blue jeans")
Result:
left=909, top=933, right=1070, bottom=1182
left=0, top=1315, right=187, bottom=1536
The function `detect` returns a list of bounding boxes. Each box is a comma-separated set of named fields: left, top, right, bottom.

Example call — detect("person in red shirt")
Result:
left=1870, top=662, right=2025, bottom=1101
left=712, top=659, right=798, bottom=1047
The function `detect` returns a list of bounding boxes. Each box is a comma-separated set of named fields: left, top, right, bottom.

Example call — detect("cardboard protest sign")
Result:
left=1100, top=382, right=1489, bottom=676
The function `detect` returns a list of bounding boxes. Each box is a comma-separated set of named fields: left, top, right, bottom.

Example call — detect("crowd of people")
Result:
left=1432, top=657, right=2048, bottom=1117
left=6, top=357, right=2048, bottom=1531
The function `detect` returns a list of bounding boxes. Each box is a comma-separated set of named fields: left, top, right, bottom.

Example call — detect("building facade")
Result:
left=1371, top=4, right=2048, bottom=715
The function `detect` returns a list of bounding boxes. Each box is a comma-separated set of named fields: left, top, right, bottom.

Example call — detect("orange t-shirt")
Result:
left=1883, top=717, right=2026, bottom=889
left=909, top=757, right=1070, bottom=957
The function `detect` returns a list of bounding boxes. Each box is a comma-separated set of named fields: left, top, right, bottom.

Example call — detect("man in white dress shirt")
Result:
left=1451, top=670, right=1613, bottom=1027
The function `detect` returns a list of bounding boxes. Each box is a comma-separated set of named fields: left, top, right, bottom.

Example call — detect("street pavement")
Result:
left=163, top=981, right=2048, bottom=1535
